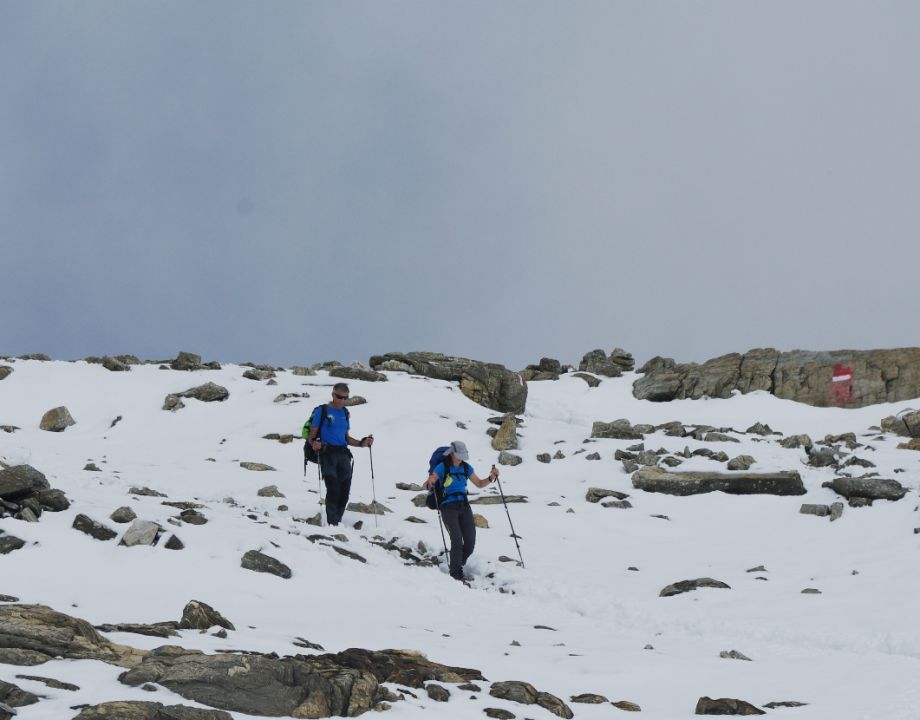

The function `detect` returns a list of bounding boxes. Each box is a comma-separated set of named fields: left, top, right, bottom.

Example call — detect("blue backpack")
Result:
left=426, top=446, right=469, bottom=510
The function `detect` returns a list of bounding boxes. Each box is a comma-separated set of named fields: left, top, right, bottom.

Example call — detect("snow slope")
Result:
left=2, top=359, right=920, bottom=719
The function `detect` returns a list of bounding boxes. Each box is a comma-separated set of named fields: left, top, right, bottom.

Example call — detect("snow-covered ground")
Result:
left=2, top=359, right=920, bottom=719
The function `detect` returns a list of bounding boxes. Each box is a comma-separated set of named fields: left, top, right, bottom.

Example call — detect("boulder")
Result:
left=177, top=383, right=229, bottom=403
left=520, top=357, right=563, bottom=381
left=241, top=550, right=291, bottom=579
left=695, top=696, right=764, bottom=715
left=242, top=369, right=275, bottom=381
left=0, top=465, right=50, bottom=501
left=240, top=462, right=275, bottom=472
left=369, top=352, right=526, bottom=413
left=498, top=452, right=522, bottom=466
left=825, top=477, right=907, bottom=501
left=881, top=410, right=920, bottom=438
left=257, top=485, right=284, bottom=497
left=39, top=406, right=75, bottom=432
left=111, top=507, right=138, bottom=523
left=632, top=466, right=805, bottom=496
left=120, top=520, right=161, bottom=546
left=0, top=677, right=39, bottom=708
left=0, top=535, right=26, bottom=555
left=0, top=366, right=12, bottom=381
left=727, top=455, right=755, bottom=471
left=102, top=356, right=132, bottom=372
left=171, top=352, right=202, bottom=371
left=585, top=488, right=629, bottom=504
left=179, top=601, right=235, bottom=631
left=579, top=348, right=634, bottom=377
left=489, top=681, right=573, bottom=719
left=491, top=416, right=519, bottom=451
left=73, top=514, right=118, bottom=541
left=329, top=366, right=387, bottom=382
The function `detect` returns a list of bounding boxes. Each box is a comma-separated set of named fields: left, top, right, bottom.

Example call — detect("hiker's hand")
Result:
left=311, top=440, right=321, bottom=452
left=489, top=466, right=499, bottom=482
left=362, top=436, right=374, bottom=448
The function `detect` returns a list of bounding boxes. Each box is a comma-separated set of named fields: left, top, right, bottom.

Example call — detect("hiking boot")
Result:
left=450, top=572, right=473, bottom=583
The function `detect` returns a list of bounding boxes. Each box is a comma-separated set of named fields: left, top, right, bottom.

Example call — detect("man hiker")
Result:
left=308, top=383, right=374, bottom=526
left=425, top=440, right=498, bottom=582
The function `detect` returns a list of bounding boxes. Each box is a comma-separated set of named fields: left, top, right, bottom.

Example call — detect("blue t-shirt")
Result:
left=434, top=461, right=475, bottom=505
left=311, top=405, right=350, bottom=446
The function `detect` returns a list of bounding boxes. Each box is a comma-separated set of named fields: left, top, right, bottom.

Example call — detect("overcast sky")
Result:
left=2, top=2, right=918, bottom=370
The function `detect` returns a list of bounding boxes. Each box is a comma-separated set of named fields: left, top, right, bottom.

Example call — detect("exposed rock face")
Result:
left=0, top=604, right=143, bottom=667
left=39, top=406, right=76, bottom=432
left=102, top=356, right=132, bottom=372
left=590, top=419, right=644, bottom=440
left=0, top=366, right=13, bottom=381
left=579, top=348, right=634, bottom=377
left=368, top=352, right=527, bottom=413
left=119, top=645, right=482, bottom=718
left=241, top=550, right=292, bottom=579
left=0, top=534, right=26, bottom=555
left=73, top=702, right=233, bottom=719
left=634, top=347, right=920, bottom=408
left=881, top=410, right=920, bottom=438
left=632, top=466, right=805, bottom=496
left=0, top=677, right=39, bottom=708
left=73, top=514, right=118, bottom=541
left=489, top=680, right=573, bottom=719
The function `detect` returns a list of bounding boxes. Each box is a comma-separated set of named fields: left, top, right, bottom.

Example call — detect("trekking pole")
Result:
left=432, top=482, right=450, bottom=570
left=368, top=436, right=378, bottom=528
left=316, top=452, right=324, bottom=527
left=493, top=464, right=524, bottom=568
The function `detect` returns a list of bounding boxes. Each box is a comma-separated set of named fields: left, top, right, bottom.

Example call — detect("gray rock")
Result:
left=73, top=514, right=118, bottom=541
left=120, top=520, right=161, bottom=547
left=241, top=550, right=292, bottom=579
left=36, top=488, right=70, bottom=512
left=130, top=486, right=167, bottom=497
left=0, top=366, right=12, bottom=381
left=622, top=460, right=639, bottom=473
left=881, top=409, right=920, bottom=437
left=469, top=495, right=527, bottom=505
left=240, top=462, right=275, bottom=472
left=745, top=422, right=774, bottom=435
left=826, top=476, right=907, bottom=501
left=0, top=465, right=50, bottom=501
left=612, top=700, right=642, bottom=711
left=346, top=501, right=391, bottom=515
left=585, top=488, right=629, bottom=504
left=329, top=366, right=387, bottom=382
left=179, top=600, right=235, bottom=631
left=703, top=432, right=740, bottom=443
left=171, top=352, right=202, bottom=371
left=579, top=348, right=634, bottom=377
left=660, top=578, right=731, bottom=597
left=163, top=395, right=185, bottom=411
left=719, top=650, right=752, bottom=661
left=101, top=356, right=132, bottom=372
left=484, top=709, right=516, bottom=719
left=553, top=450, right=565, bottom=460
left=601, top=499, right=632, bottom=509
left=73, top=701, right=234, bottom=719
left=779, top=434, right=813, bottom=450
left=179, top=510, right=207, bottom=526
left=807, top=447, right=839, bottom=468
left=39, top=406, right=75, bottom=432
left=584, top=452, right=601, bottom=461
left=0, top=677, right=39, bottom=708
left=257, top=485, right=284, bottom=497
left=176, top=382, right=229, bottom=403
left=570, top=693, right=608, bottom=703
left=829, top=501, right=844, bottom=521
left=590, top=419, right=643, bottom=440
left=242, top=368, right=275, bottom=381
left=571, top=372, right=600, bottom=387
left=290, top=366, right=316, bottom=376
left=536, top=453, right=551, bottom=463
left=491, top=416, right=519, bottom=451
left=635, top=450, right=660, bottom=466
left=0, top=535, right=26, bottom=555
left=727, top=455, right=755, bottom=471
left=633, top=466, right=806, bottom=496
left=111, top=506, right=138, bottom=523
left=427, top=683, right=450, bottom=702
left=489, top=681, right=573, bottom=719
left=657, top=420, right=687, bottom=437
left=94, top=622, right=179, bottom=638
left=498, top=452, right=523, bottom=466
left=165, top=535, right=185, bottom=550
left=800, top=504, right=830, bottom=517
left=695, top=696, right=764, bottom=715
left=368, top=352, right=527, bottom=413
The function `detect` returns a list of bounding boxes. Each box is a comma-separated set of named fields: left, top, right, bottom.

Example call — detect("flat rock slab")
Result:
left=633, top=466, right=805, bottom=496
left=120, top=520, right=161, bottom=546
left=73, top=514, right=118, bottom=541
left=490, top=681, right=573, bottom=719
left=470, top=495, right=527, bottom=505
left=241, top=550, right=292, bottom=579
left=695, top=696, right=764, bottom=715
left=72, top=701, right=233, bottom=719
left=660, top=578, right=731, bottom=597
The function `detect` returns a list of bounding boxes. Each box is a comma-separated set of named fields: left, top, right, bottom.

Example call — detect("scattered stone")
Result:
left=241, top=550, right=292, bottom=579
left=111, top=507, right=138, bottom=523
left=179, top=600, right=235, bottom=631
left=498, top=452, right=522, bottom=466
left=829, top=502, right=844, bottom=521
left=586, top=488, right=629, bottom=503
left=719, top=650, right=752, bottom=661
left=83, top=462, right=101, bottom=472
left=591, top=419, right=643, bottom=440
left=602, top=499, right=632, bottom=509
left=703, top=432, right=740, bottom=444
left=492, top=416, right=519, bottom=451
left=427, top=683, right=450, bottom=702
left=585, top=452, right=601, bottom=461
left=0, top=535, right=26, bottom=555
left=120, top=520, right=162, bottom=547
left=240, top=462, right=275, bottom=472
left=779, top=434, right=813, bottom=450
left=695, top=696, right=764, bottom=715
left=825, top=476, right=907, bottom=501
left=553, top=450, right=565, bottom=460
left=571, top=693, right=608, bottom=703
left=331, top=546, right=367, bottom=563
left=130, top=486, right=168, bottom=498
left=396, top=482, right=423, bottom=492
left=807, top=446, right=839, bottom=468
left=164, top=535, right=185, bottom=550
left=39, top=406, right=75, bottom=432
left=612, top=700, right=642, bottom=711
left=257, top=485, right=285, bottom=497
left=171, top=382, right=230, bottom=405
left=801, top=588, right=822, bottom=594
left=800, top=504, right=830, bottom=517
left=484, top=709, right=516, bottom=719
left=489, top=681, right=574, bottom=719
left=763, top=701, right=808, bottom=709
left=727, top=455, right=755, bottom=471
left=660, top=578, right=731, bottom=597
left=73, top=514, right=118, bottom=541
left=163, top=394, right=185, bottom=411
left=171, top=351, right=203, bottom=370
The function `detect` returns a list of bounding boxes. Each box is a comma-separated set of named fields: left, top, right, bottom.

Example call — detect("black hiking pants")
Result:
left=440, top=500, right=476, bottom=578
left=319, top=445, right=353, bottom=526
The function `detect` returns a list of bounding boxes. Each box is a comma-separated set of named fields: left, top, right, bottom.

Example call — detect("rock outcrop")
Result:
left=579, top=348, right=634, bottom=377
left=634, top=347, right=920, bottom=408
left=369, top=352, right=526, bottom=413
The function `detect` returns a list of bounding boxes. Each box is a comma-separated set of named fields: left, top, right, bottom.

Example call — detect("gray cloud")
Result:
left=2, top=2, right=918, bottom=369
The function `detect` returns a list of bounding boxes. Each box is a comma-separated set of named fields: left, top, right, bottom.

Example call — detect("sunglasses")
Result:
left=333, top=393, right=349, bottom=400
